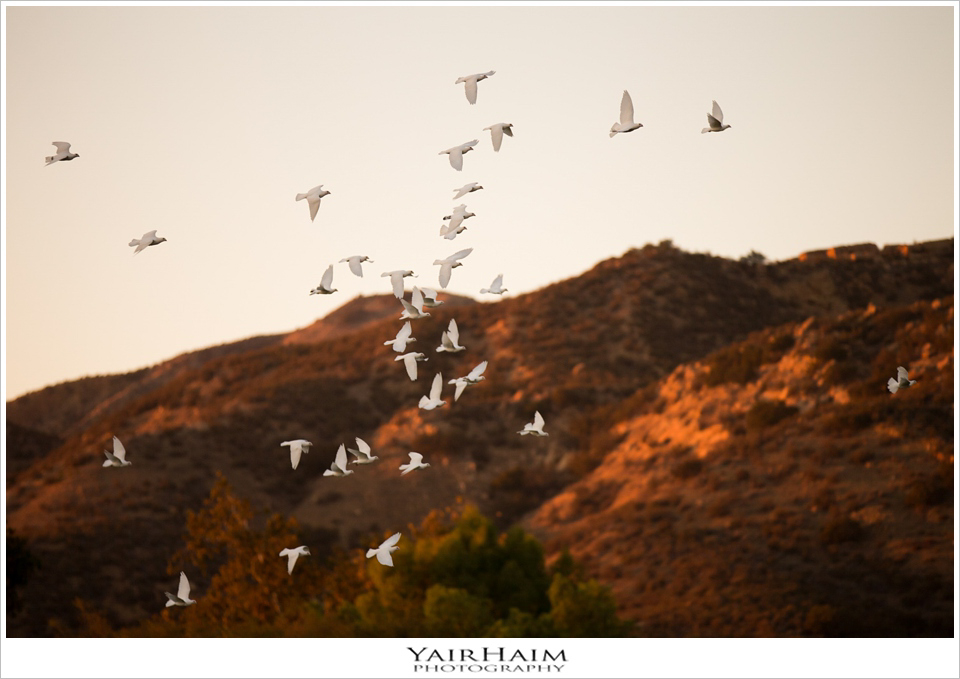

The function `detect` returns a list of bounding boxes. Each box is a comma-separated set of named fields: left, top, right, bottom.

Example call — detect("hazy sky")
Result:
left=3, top=3, right=956, bottom=401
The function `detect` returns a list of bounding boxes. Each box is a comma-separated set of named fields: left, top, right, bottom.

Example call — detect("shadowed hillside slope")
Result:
left=5, top=238, right=954, bottom=636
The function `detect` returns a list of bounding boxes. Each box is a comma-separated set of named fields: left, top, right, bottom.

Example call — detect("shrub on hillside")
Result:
left=745, top=400, right=798, bottom=432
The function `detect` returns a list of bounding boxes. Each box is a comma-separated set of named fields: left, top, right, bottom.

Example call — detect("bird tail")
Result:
left=366, top=549, right=377, bottom=558
left=609, top=123, right=621, bottom=138
left=701, top=128, right=711, bottom=134
left=44, top=155, right=56, bottom=164
left=295, top=193, right=307, bottom=201
left=887, top=378, right=899, bottom=394
left=103, top=459, right=113, bottom=467
left=129, top=239, right=140, bottom=247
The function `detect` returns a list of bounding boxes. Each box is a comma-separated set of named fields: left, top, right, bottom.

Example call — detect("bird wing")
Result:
left=438, top=262, right=452, bottom=289
left=307, top=194, right=321, bottom=221
left=52, top=141, right=72, bottom=153
left=492, top=274, right=504, bottom=290
left=290, top=443, right=303, bottom=470
left=286, top=552, right=299, bottom=574
left=177, top=572, right=191, bottom=600
left=897, top=366, right=909, bottom=381
left=468, top=360, right=488, bottom=380
left=450, top=247, right=473, bottom=261
left=402, top=353, right=418, bottom=381
left=706, top=113, right=722, bottom=130
left=356, top=438, right=371, bottom=456
left=453, top=184, right=471, bottom=200
left=335, top=444, right=348, bottom=472
left=112, top=436, right=127, bottom=462
left=711, top=100, right=724, bottom=124
left=389, top=272, right=404, bottom=298
left=448, top=318, right=459, bottom=344
left=534, top=411, right=545, bottom=429
left=620, top=90, right=635, bottom=126
left=376, top=549, right=394, bottom=566
left=397, top=321, right=413, bottom=343
left=448, top=148, right=464, bottom=171
left=133, top=230, right=157, bottom=254
left=489, top=124, right=504, bottom=152
left=320, top=264, right=334, bottom=290
left=430, top=373, right=443, bottom=400
left=464, top=76, right=478, bottom=104
left=412, top=286, right=425, bottom=312
left=408, top=452, right=424, bottom=466
left=347, top=257, right=363, bottom=277
left=454, top=380, right=467, bottom=401
left=502, top=124, right=513, bottom=137
left=382, top=532, right=402, bottom=549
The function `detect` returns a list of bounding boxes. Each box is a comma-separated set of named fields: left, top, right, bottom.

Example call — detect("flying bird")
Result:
left=164, top=572, right=196, bottom=608
left=439, top=139, right=478, bottom=172
left=309, top=264, right=338, bottom=295
left=610, top=90, right=643, bottom=138
left=701, top=100, right=732, bottom=134
left=102, top=436, right=132, bottom=467
left=295, top=185, right=330, bottom=222
left=483, top=123, right=514, bottom=152
left=382, top=270, right=417, bottom=299
left=281, top=439, right=312, bottom=470
left=384, top=321, right=417, bottom=353
left=129, top=230, right=167, bottom=255
left=323, top=444, right=354, bottom=477
left=441, top=204, right=475, bottom=234
left=418, top=373, right=446, bottom=411
left=436, top=318, right=466, bottom=353
left=399, top=452, right=432, bottom=475
left=45, top=141, right=79, bottom=165
left=449, top=360, right=487, bottom=401
left=519, top=411, right=549, bottom=436
left=455, top=70, right=496, bottom=104
left=453, top=182, right=483, bottom=200
left=420, top=288, right=444, bottom=308
left=347, top=438, right=379, bottom=465
left=340, top=255, right=374, bottom=278
left=434, top=247, right=473, bottom=289
left=367, top=532, right=402, bottom=566
left=480, top=274, right=507, bottom=295
left=887, top=366, right=917, bottom=394
left=396, top=351, right=428, bottom=381
left=400, top=286, right=432, bottom=320
left=279, top=546, right=310, bottom=575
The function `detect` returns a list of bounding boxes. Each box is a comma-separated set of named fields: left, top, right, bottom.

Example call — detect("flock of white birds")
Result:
left=59, top=71, right=916, bottom=609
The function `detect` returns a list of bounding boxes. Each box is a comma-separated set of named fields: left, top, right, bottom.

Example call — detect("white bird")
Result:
left=281, top=439, right=313, bottom=470
left=610, top=90, right=643, bottom=138
left=441, top=222, right=468, bottom=241
left=449, top=360, right=487, bottom=401
left=309, top=264, right=338, bottom=295
left=323, top=444, right=354, bottom=477
left=295, top=184, right=331, bottom=222
left=418, top=373, right=446, bottom=411
left=340, top=255, right=374, bottom=278
left=45, top=141, right=79, bottom=165
left=436, top=318, right=466, bottom=353
left=701, top=100, right=732, bottom=134
left=434, top=248, right=473, bottom=289
left=420, top=288, right=444, bottom=308
left=483, top=123, right=514, bottom=152
left=400, top=286, right=432, bottom=321
left=441, top=204, right=475, bottom=237
left=366, top=532, right=402, bottom=566
left=347, top=438, right=379, bottom=465
left=519, top=411, right=549, bottom=436
left=384, top=321, right=417, bottom=353
left=453, top=182, right=483, bottom=200
left=396, top=351, right=428, bottom=381
left=382, top=270, right=417, bottom=299
left=102, top=436, right=132, bottom=467
left=455, top=70, right=496, bottom=105
left=399, top=452, right=432, bottom=475
left=164, top=572, right=196, bottom=608
left=887, top=366, right=917, bottom=394
left=279, top=546, right=310, bottom=575
left=480, top=274, right=507, bottom=295
left=439, top=139, right=479, bottom=172
left=129, top=230, right=167, bottom=255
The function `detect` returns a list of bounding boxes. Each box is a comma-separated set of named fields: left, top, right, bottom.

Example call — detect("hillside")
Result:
left=4, top=238, right=954, bottom=636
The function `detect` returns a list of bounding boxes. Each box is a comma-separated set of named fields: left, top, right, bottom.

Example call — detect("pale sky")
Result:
left=2, top=3, right=956, bottom=401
